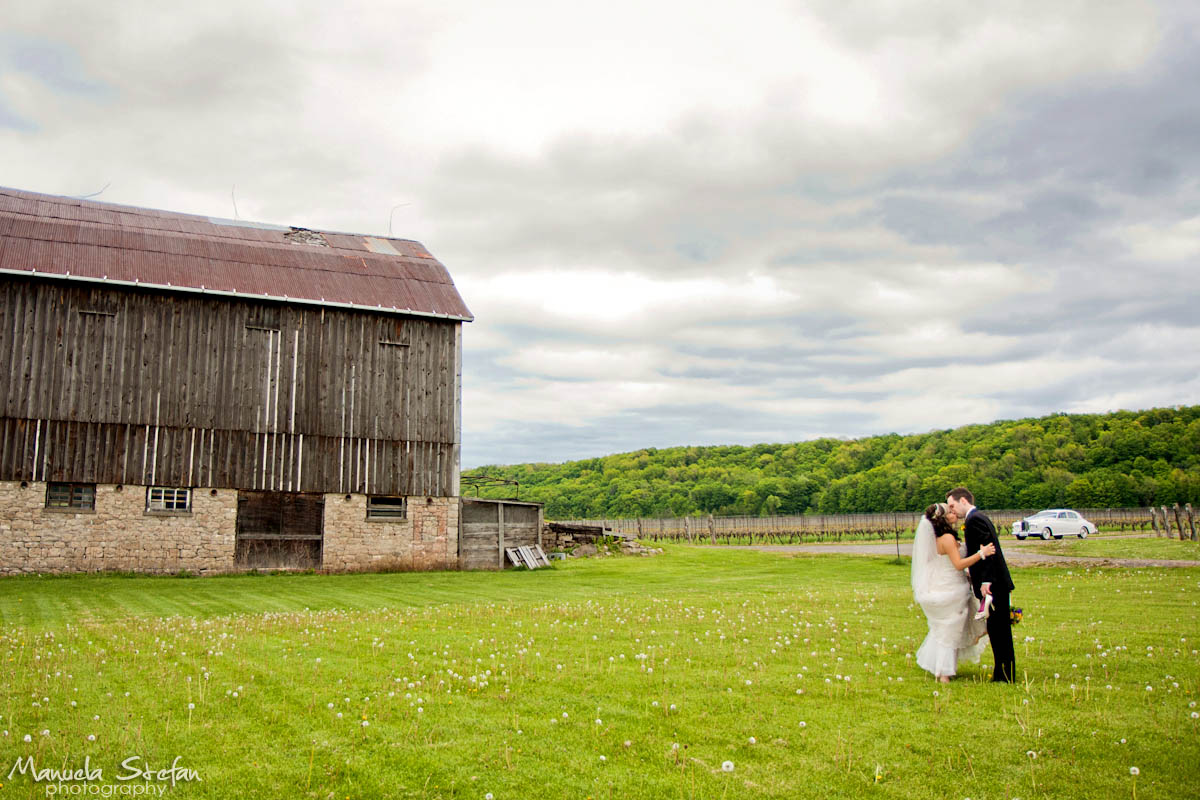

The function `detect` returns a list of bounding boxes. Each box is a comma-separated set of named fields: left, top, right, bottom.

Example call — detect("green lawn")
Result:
left=1007, top=535, right=1200, bottom=561
left=1, top=548, right=1197, bottom=799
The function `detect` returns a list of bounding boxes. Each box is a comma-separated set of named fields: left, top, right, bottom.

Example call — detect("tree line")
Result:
left=462, top=406, right=1200, bottom=520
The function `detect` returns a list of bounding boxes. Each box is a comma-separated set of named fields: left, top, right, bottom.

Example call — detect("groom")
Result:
left=947, top=487, right=1016, bottom=683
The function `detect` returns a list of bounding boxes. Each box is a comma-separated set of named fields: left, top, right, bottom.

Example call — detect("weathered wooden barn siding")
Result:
left=0, top=278, right=459, bottom=495
left=459, top=498, right=543, bottom=570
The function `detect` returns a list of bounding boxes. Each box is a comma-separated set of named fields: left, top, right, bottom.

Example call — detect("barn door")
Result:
left=235, top=491, right=324, bottom=569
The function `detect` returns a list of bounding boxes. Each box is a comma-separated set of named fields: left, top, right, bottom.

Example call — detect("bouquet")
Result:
left=1010, top=607, right=1023, bottom=626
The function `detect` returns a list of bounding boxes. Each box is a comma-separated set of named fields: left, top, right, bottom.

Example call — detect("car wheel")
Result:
left=1078, top=527, right=1088, bottom=539
left=1041, top=527, right=1052, bottom=540
left=1016, top=534, right=1026, bottom=540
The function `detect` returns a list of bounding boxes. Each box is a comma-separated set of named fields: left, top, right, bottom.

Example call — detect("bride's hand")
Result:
left=981, top=543, right=996, bottom=558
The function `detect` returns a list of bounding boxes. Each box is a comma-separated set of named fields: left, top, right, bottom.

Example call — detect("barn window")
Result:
left=147, top=486, right=192, bottom=513
left=366, top=496, right=407, bottom=520
left=46, top=483, right=95, bottom=511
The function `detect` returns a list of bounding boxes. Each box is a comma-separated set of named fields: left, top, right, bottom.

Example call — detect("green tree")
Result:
left=462, top=406, right=1200, bottom=518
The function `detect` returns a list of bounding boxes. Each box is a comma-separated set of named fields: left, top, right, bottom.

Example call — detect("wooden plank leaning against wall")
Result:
left=0, top=277, right=461, bottom=496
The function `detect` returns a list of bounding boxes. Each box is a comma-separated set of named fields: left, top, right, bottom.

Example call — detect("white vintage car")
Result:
left=1012, top=509, right=1097, bottom=540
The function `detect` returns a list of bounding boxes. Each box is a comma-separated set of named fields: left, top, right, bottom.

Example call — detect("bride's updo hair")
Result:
left=924, top=502, right=959, bottom=539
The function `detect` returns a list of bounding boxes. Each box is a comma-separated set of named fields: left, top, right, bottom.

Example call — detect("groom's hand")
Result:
left=982, top=584, right=992, bottom=597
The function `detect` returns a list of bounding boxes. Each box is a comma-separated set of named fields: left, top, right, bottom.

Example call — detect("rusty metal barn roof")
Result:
left=0, top=186, right=473, bottom=321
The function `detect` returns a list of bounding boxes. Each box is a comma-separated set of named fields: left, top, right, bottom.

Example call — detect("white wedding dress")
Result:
left=911, top=519, right=988, bottom=677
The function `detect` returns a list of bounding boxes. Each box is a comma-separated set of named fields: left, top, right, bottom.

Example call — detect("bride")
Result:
left=912, top=502, right=994, bottom=682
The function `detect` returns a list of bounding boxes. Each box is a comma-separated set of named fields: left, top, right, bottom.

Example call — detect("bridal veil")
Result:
left=911, top=516, right=939, bottom=603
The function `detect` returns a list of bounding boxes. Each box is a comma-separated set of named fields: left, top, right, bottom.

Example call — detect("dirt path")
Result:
left=724, top=542, right=1200, bottom=568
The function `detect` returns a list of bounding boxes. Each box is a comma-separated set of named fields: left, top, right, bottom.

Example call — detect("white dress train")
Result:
left=912, top=520, right=988, bottom=678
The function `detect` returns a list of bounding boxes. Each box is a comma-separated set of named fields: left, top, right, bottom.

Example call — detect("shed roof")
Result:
left=0, top=186, right=473, bottom=321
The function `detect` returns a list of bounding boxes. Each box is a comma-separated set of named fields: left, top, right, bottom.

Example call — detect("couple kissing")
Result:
left=911, top=487, right=1016, bottom=683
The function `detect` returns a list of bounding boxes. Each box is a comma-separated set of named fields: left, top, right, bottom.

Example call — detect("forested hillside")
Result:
left=463, top=406, right=1200, bottom=519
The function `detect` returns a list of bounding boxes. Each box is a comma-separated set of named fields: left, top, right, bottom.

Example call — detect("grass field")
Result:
left=1, top=548, right=1197, bottom=799
left=1006, top=536, right=1200, bottom=561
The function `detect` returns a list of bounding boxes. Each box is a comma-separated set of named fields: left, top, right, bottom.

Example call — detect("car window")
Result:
left=1058, top=512, right=1069, bottom=518
left=1066, top=511, right=1078, bottom=518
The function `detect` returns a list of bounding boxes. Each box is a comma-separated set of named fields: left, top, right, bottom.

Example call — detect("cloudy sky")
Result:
left=3, top=1, right=1198, bottom=468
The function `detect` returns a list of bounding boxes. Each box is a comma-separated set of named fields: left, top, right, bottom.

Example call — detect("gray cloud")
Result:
left=4, top=1, right=1197, bottom=469
left=463, top=403, right=883, bottom=468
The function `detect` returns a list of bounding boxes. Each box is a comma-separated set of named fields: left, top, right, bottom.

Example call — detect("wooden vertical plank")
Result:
left=0, top=283, right=15, bottom=415
left=22, top=287, right=43, bottom=421
left=451, top=323, right=462, bottom=496
left=108, top=292, right=128, bottom=425
left=206, top=299, right=224, bottom=430
left=0, top=283, right=15, bottom=414
left=181, top=298, right=197, bottom=427
left=210, top=301, right=229, bottom=432
left=360, top=316, right=376, bottom=456
left=497, top=501, right=505, bottom=570
left=61, top=292, right=81, bottom=422
left=95, top=307, right=113, bottom=425
left=52, top=290, right=73, bottom=426
left=160, top=300, right=178, bottom=433
left=307, top=307, right=326, bottom=443
left=14, top=285, right=35, bottom=419
left=40, top=287, right=64, bottom=426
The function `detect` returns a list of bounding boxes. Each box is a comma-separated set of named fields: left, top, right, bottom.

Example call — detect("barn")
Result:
left=0, top=186, right=477, bottom=574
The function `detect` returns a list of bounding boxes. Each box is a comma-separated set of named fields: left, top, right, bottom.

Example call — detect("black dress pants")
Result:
left=987, top=590, right=1016, bottom=682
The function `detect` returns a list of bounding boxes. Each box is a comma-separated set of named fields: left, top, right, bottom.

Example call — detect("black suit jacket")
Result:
left=964, top=509, right=1014, bottom=597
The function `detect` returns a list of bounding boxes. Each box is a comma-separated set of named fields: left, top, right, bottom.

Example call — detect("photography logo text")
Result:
left=7, top=755, right=200, bottom=796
